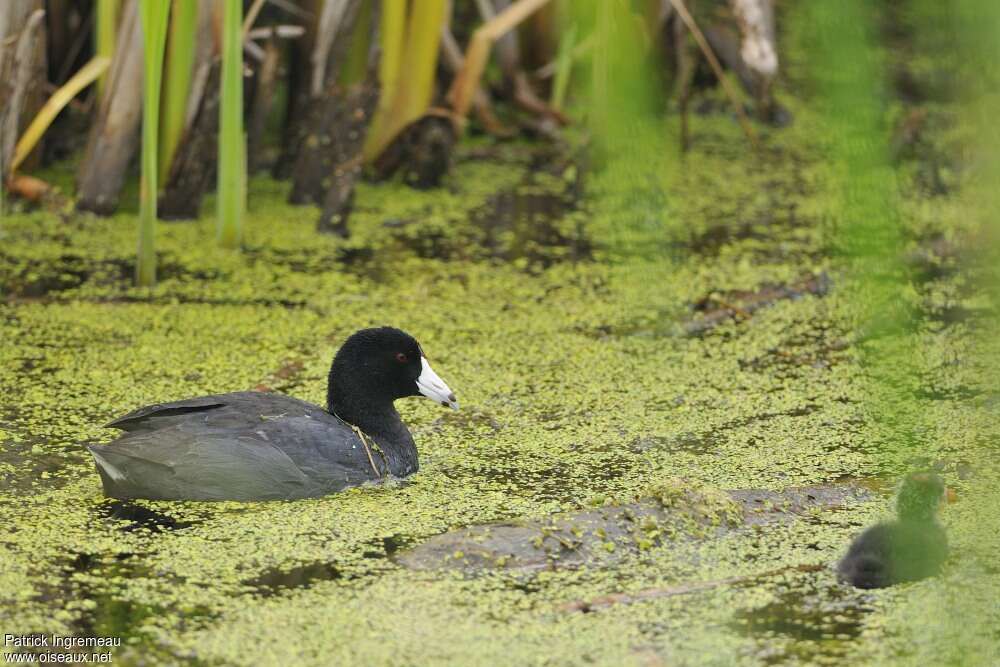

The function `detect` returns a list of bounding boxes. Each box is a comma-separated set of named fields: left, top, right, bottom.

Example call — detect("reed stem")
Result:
left=137, top=1, right=171, bottom=287
left=217, top=0, right=245, bottom=249
left=364, top=0, right=446, bottom=160
left=95, top=0, right=121, bottom=97
left=159, top=0, right=199, bottom=184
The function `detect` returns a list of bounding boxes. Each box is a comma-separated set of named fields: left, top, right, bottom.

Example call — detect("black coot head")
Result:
left=331, top=327, right=458, bottom=409
left=897, top=472, right=946, bottom=522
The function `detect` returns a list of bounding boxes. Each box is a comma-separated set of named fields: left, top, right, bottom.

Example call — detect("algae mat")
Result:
left=3, top=24, right=1000, bottom=667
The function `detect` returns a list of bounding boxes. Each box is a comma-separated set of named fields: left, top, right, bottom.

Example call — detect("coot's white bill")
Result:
left=416, top=357, right=459, bottom=410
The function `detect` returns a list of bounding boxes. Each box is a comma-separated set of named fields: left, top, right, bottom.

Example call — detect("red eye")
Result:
left=395, top=352, right=408, bottom=363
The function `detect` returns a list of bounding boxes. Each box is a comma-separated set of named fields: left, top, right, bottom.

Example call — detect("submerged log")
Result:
left=316, top=161, right=358, bottom=237
left=288, top=0, right=368, bottom=205
left=397, top=480, right=874, bottom=574
left=685, top=273, right=831, bottom=335
left=279, top=0, right=364, bottom=193
left=289, top=77, right=378, bottom=207
left=273, top=1, right=321, bottom=179
left=371, top=114, right=456, bottom=189
left=311, top=79, right=379, bottom=235
left=76, top=1, right=141, bottom=215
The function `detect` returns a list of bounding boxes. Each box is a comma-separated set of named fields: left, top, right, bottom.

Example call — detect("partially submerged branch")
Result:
left=9, top=55, right=109, bottom=175
left=668, top=0, right=758, bottom=148
left=446, top=0, right=551, bottom=132
left=440, top=26, right=513, bottom=137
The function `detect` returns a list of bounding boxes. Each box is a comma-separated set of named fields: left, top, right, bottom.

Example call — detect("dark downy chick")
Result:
left=837, top=472, right=950, bottom=589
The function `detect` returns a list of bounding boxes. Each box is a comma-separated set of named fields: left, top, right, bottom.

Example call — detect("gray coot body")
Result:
left=837, top=472, right=949, bottom=589
left=87, top=327, right=458, bottom=501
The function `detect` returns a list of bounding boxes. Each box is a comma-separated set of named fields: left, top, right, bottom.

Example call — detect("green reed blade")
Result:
left=136, top=0, right=171, bottom=287
left=217, top=0, right=245, bottom=249
left=95, top=0, right=121, bottom=98
left=158, top=0, right=199, bottom=185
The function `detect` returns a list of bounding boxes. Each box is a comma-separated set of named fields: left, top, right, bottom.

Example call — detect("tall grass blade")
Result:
left=550, top=22, right=576, bottom=110
left=217, top=0, right=245, bottom=248
left=95, top=0, right=121, bottom=97
left=362, top=0, right=407, bottom=160
left=396, top=0, right=447, bottom=124
left=158, top=0, right=199, bottom=184
left=137, top=1, right=171, bottom=287
left=364, top=0, right=447, bottom=159
left=378, top=0, right=406, bottom=97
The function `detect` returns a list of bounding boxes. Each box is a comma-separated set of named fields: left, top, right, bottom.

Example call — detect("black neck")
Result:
left=328, top=390, right=398, bottom=440
left=326, top=376, right=417, bottom=473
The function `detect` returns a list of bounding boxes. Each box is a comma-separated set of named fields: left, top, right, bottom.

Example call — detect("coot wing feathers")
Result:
left=243, top=411, right=381, bottom=485
left=104, top=396, right=227, bottom=432
left=93, top=392, right=378, bottom=500
left=104, top=392, right=329, bottom=433
left=89, top=425, right=311, bottom=501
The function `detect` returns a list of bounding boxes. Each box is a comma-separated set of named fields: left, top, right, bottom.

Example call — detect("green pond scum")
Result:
left=2, top=1, right=999, bottom=665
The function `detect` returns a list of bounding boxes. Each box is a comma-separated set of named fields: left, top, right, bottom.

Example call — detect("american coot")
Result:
left=87, top=327, right=458, bottom=501
left=837, top=472, right=950, bottom=589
